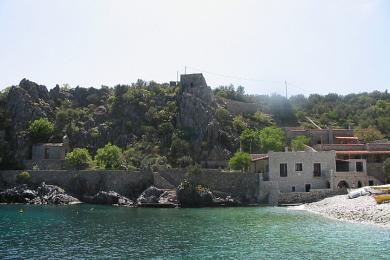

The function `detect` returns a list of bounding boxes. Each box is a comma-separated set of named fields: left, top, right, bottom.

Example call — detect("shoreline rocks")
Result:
left=300, top=195, right=390, bottom=227
left=82, top=191, right=135, bottom=207
left=0, top=183, right=80, bottom=205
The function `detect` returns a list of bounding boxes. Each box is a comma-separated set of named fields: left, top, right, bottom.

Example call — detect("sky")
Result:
left=0, top=0, right=389, bottom=96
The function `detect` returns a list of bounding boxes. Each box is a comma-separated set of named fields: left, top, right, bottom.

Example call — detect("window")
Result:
left=291, top=186, right=296, bottom=192
left=295, top=163, right=303, bottom=171
left=313, top=163, right=321, bottom=177
left=305, top=184, right=311, bottom=192
left=44, top=148, right=50, bottom=159
left=280, top=163, right=287, bottom=177
left=356, top=162, right=363, bottom=172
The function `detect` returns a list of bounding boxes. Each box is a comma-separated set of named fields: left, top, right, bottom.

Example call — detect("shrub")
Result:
left=28, top=118, right=54, bottom=143
left=16, top=171, right=31, bottom=184
left=65, top=148, right=93, bottom=170
left=291, top=136, right=309, bottom=151
left=95, top=143, right=123, bottom=169
left=228, top=151, right=251, bottom=172
left=177, top=156, right=193, bottom=168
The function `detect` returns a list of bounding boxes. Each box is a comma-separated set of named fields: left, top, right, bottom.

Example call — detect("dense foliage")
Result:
left=64, top=148, right=93, bottom=170
left=291, top=136, right=309, bottom=151
left=95, top=143, right=123, bottom=169
left=28, top=118, right=55, bottom=143
left=228, top=151, right=251, bottom=172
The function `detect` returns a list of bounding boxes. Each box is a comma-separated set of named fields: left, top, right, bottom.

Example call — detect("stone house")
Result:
left=250, top=150, right=372, bottom=194
left=24, top=136, right=70, bottom=170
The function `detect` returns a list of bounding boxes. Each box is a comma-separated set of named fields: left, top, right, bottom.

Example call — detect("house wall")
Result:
left=32, top=144, right=66, bottom=160
left=268, top=151, right=336, bottom=193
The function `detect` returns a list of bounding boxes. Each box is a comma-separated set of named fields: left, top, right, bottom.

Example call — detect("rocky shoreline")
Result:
left=297, top=195, right=390, bottom=227
left=0, top=182, right=245, bottom=208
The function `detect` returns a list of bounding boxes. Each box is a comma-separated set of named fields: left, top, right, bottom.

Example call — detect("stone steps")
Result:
left=153, top=172, right=176, bottom=189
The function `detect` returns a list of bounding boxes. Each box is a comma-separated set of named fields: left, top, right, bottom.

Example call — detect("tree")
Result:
left=240, top=129, right=261, bottom=153
left=258, top=126, right=285, bottom=153
left=384, top=158, right=390, bottom=183
left=64, top=148, right=92, bottom=170
left=232, top=115, right=248, bottom=133
left=228, top=151, right=251, bottom=172
left=28, top=118, right=54, bottom=143
left=291, top=136, right=309, bottom=151
left=95, top=143, right=123, bottom=169
left=355, top=127, right=384, bottom=142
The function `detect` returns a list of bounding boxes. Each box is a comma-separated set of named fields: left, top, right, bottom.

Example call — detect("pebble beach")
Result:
left=301, top=195, right=390, bottom=227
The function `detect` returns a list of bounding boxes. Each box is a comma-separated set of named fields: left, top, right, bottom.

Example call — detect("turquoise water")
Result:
left=0, top=205, right=389, bottom=259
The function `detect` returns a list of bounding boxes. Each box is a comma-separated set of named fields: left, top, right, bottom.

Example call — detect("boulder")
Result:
left=91, top=191, right=134, bottom=207
left=136, top=186, right=165, bottom=204
left=176, top=180, right=214, bottom=207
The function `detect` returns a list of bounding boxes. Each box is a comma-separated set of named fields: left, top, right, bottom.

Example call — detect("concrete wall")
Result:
left=0, top=170, right=153, bottom=199
left=268, top=151, right=336, bottom=192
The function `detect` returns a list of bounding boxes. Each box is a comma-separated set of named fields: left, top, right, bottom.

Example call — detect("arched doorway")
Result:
left=357, top=181, right=362, bottom=188
left=337, top=180, right=349, bottom=189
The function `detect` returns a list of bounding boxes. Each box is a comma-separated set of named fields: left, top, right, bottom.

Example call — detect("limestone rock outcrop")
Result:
left=0, top=182, right=80, bottom=205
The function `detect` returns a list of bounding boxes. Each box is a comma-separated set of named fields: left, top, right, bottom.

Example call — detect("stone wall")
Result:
left=24, top=159, right=65, bottom=170
left=0, top=169, right=261, bottom=203
left=222, top=98, right=259, bottom=115
left=159, top=169, right=261, bottom=203
left=0, top=170, right=153, bottom=199
left=277, top=189, right=344, bottom=205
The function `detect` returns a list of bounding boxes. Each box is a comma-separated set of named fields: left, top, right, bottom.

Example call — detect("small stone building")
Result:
left=24, top=136, right=70, bottom=170
left=285, top=128, right=355, bottom=146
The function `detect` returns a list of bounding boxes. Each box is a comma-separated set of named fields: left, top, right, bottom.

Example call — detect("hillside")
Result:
left=0, top=74, right=389, bottom=169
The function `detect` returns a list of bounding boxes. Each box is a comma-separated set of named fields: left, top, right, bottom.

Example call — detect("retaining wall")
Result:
left=0, top=170, right=153, bottom=199
left=277, top=189, right=345, bottom=205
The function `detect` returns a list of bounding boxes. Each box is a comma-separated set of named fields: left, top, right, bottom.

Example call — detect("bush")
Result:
left=28, top=118, right=54, bottom=143
left=291, top=136, right=309, bottom=151
left=65, top=148, right=93, bottom=170
left=95, top=143, right=123, bottom=169
left=228, top=151, right=251, bottom=172
left=16, top=171, right=31, bottom=184
left=177, top=156, right=193, bottom=168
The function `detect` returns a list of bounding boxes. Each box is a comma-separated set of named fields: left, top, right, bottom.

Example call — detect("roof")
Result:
left=251, top=156, right=269, bottom=162
left=251, top=154, right=267, bottom=160
left=336, top=151, right=390, bottom=155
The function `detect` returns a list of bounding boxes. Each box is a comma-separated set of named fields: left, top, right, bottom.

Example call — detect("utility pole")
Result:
left=285, top=80, right=288, bottom=99
left=176, top=71, right=179, bottom=83
left=185, top=66, right=187, bottom=75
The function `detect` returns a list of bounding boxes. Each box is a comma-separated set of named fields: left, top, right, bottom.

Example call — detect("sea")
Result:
left=0, top=204, right=389, bottom=259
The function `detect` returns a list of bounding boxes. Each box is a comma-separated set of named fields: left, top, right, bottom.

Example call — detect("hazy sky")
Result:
left=0, top=0, right=389, bottom=96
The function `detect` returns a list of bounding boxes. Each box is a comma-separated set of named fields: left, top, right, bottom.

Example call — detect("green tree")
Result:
left=228, top=151, right=251, bottom=172
left=291, top=136, right=309, bottom=151
left=240, top=129, right=261, bottom=153
left=258, top=126, right=285, bottom=153
left=232, top=115, right=248, bottom=133
left=95, top=143, right=123, bottom=169
left=355, top=127, right=384, bottom=142
left=64, top=148, right=92, bottom=170
left=28, top=118, right=54, bottom=143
